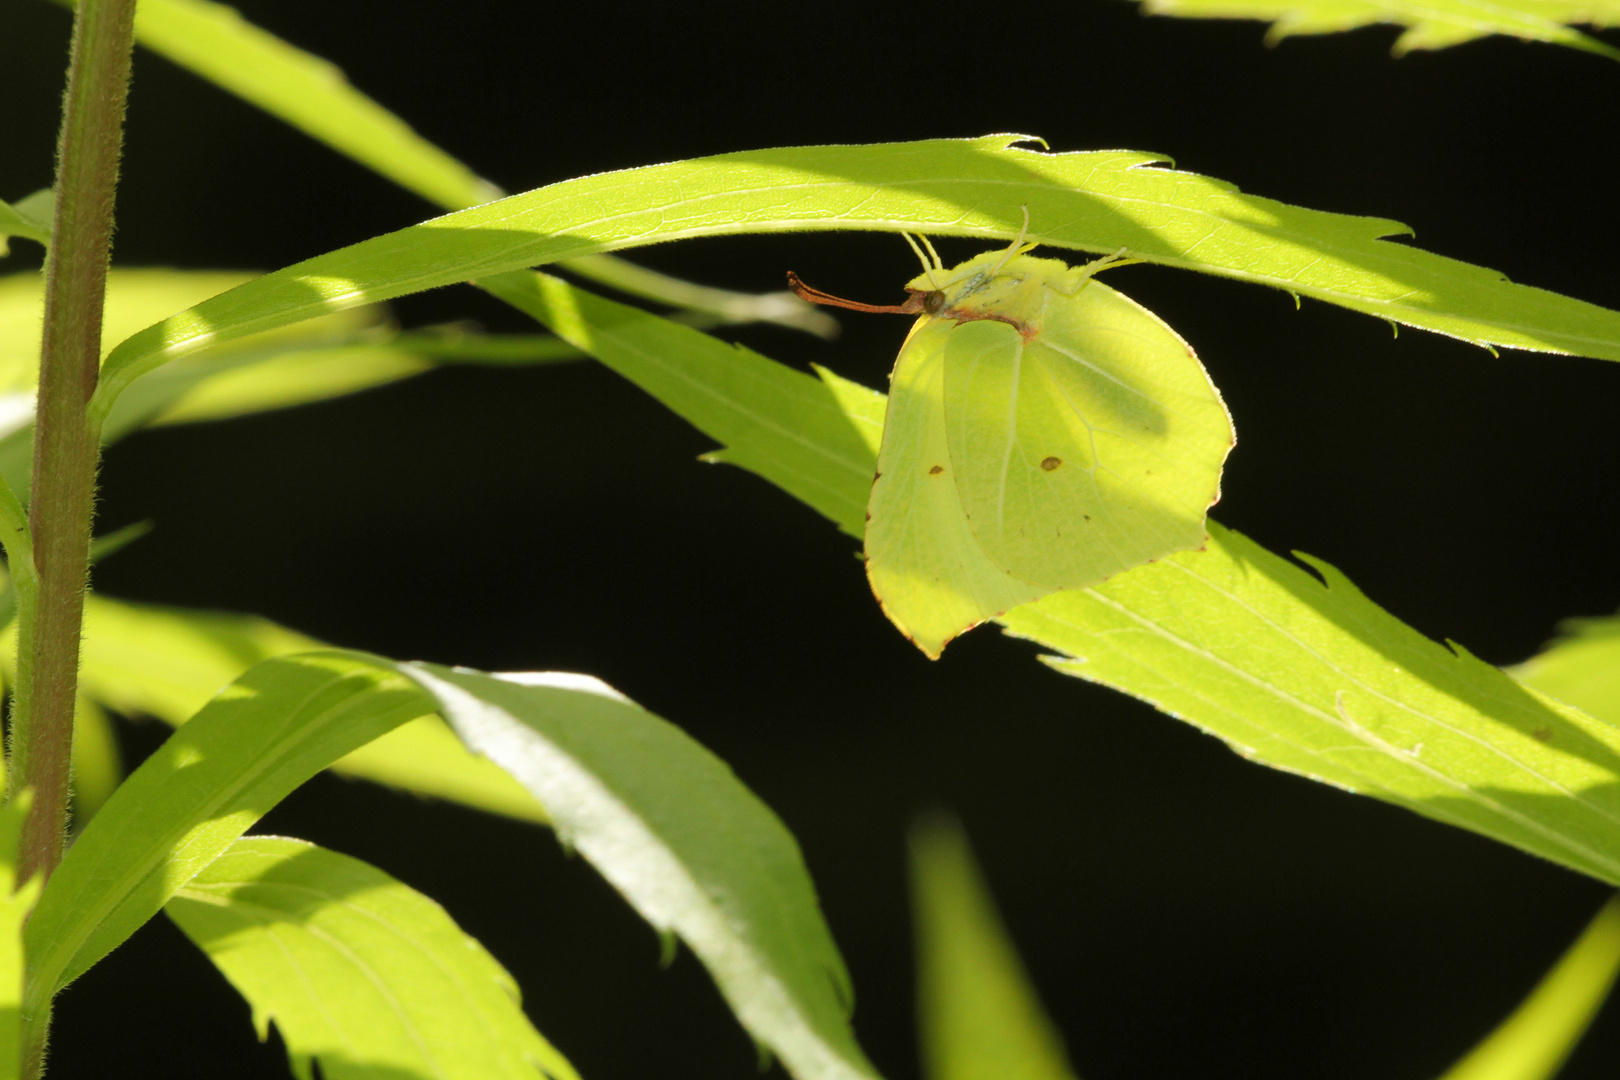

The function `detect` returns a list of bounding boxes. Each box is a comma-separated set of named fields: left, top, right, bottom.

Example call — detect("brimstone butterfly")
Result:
left=790, top=223, right=1234, bottom=658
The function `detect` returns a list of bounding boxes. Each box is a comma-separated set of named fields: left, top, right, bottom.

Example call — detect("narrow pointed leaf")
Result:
left=24, top=651, right=871, bottom=1080
left=166, top=836, right=579, bottom=1080
left=0, top=198, right=49, bottom=256
left=1439, top=896, right=1620, bottom=1080
left=485, top=271, right=880, bottom=537
left=96, top=0, right=500, bottom=210
left=69, top=698, right=122, bottom=825
left=23, top=651, right=434, bottom=1015
left=92, top=135, right=1620, bottom=424
left=0, top=269, right=569, bottom=494
left=910, top=817, right=1079, bottom=1080
left=1137, top=0, right=1620, bottom=60
left=398, top=663, right=878, bottom=1080
left=0, top=790, right=40, bottom=1080
left=510, top=273, right=1620, bottom=886
left=95, top=0, right=830, bottom=335
left=1511, top=615, right=1620, bottom=725
left=63, top=595, right=547, bottom=823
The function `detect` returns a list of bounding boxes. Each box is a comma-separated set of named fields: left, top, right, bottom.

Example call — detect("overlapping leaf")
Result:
left=0, top=788, right=39, bottom=1080
left=88, top=134, right=1620, bottom=427
left=75, top=0, right=830, bottom=336
left=1439, top=896, right=1620, bottom=1080
left=23, top=651, right=875, bottom=1080
left=400, top=663, right=878, bottom=1080
left=511, top=269, right=1620, bottom=886
left=167, top=837, right=578, bottom=1080
left=65, top=595, right=547, bottom=822
left=909, top=818, right=1078, bottom=1080
left=0, top=195, right=49, bottom=257
left=1511, top=614, right=1620, bottom=725
left=1138, top=0, right=1620, bottom=60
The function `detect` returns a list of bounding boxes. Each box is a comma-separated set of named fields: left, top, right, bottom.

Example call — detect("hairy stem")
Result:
left=14, top=0, right=138, bottom=901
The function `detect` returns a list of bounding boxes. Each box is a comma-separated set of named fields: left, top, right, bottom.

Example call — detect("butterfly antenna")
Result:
left=900, top=233, right=942, bottom=289
left=918, top=234, right=945, bottom=271
left=989, top=205, right=1032, bottom=276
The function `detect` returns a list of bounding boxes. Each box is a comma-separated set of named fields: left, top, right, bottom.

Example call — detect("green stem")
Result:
left=13, top=1, right=137, bottom=1065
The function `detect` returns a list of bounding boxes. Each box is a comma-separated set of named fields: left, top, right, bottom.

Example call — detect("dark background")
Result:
left=5, top=1, right=1620, bottom=1077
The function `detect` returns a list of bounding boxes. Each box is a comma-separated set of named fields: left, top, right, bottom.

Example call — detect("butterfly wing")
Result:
left=943, top=279, right=1233, bottom=590
left=864, top=319, right=1050, bottom=658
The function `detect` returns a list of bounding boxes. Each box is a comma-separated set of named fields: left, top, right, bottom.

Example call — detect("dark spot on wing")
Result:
left=928, top=464, right=944, bottom=475
left=1083, top=514, right=1091, bottom=522
left=1040, top=456, right=1062, bottom=471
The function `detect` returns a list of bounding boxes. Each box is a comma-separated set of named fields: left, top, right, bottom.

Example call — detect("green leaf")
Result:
left=117, top=0, right=500, bottom=211
left=91, top=135, right=1620, bottom=426
left=1438, top=896, right=1620, bottom=1080
left=910, top=817, right=1079, bottom=1080
left=0, top=788, right=40, bottom=1080
left=102, top=0, right=832, bottom=336
left=486, top=271, right=881, bottom=538
left=0, top=269, right=573, bottom=496
left=1005, top=529, right=1620, bottom=884
left=23, top=651, right=434, bottom=1017
left=25, top=652, right=872, bottom=1080
left=69, top=698, right=122, bottom=827
left=0, top=195, right=50, bottom=257
left=1137, top=0, right=1620, bottom=61
left=166, top=836, right=579, bottom=1080
left=399, top=663, right=878, bottom=1080
left=510, top=271, right=1620, bottom=887
left=64, top=594, right=547, bottom=823
left=1511, top=615, right=1620, bottom=726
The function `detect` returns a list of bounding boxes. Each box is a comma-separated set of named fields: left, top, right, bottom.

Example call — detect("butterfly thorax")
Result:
left=904, top=252, right=1077, bottom=341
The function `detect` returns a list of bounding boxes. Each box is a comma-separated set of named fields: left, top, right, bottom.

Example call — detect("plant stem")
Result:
left=12, top=0, right=139, bottom=891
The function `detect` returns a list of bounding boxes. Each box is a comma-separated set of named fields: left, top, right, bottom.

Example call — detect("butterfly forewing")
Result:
left=942, top=278, right=1231, bottom=590
left=865, top=320, right=1049, bottom=657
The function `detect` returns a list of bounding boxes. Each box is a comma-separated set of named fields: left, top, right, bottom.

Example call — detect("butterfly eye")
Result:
left=923, top=291, right=946, bottom=314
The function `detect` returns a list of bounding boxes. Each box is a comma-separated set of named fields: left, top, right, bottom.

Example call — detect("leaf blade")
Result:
left=1137, top=0, right=1620, bottom=60
left=1438, top=896, right=1620, bottom=1080
left=910, top=817, right=1079, bottom=1080
left=510, top=272, right=1620, bottom=888
left=23, top=651, right=433, bottom=1009
left=93, top=136, right=1620, bottom=422
left=166, top=836, right=578, bottom=1080
left=400, top=664, right=879, bottom=1080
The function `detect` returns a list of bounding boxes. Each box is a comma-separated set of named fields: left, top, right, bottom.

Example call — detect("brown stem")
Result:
left=13, top=0, right=139, bottom=895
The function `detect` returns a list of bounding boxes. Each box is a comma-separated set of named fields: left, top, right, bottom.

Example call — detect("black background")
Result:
left=5, top=1, right=1620, bottom=1077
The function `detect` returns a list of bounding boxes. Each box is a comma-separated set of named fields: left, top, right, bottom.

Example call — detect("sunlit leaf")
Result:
left=1138, top=0, right=1620, bottom=61
left=910, top=817, right=1079, bottom=1080
left=24, top=652, right=873, bottom=1080
left=0, top=195, right=49, bottom=258
left=1439, top=896, right=1620, bottom=1080
left=91, top=135, right=1620, bottom=427
left=64, top=595, right=546, bottom=823
left=23, top=651, right=433, bottom=1021
left=0, top=269, right=574, bottom=495
left=401, top=663, right=878, bottom=1080
left=167, top=836, right=578, bottom=1080
left=92, top=0, right=830, bottom=335
left=510, top=271, right=1620, bottom=887
left=0, top=787, right=39, bottom=1080
left=69, top=698, right=121, bottom=827
left=1511, top=614, right=1620, bottom=725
